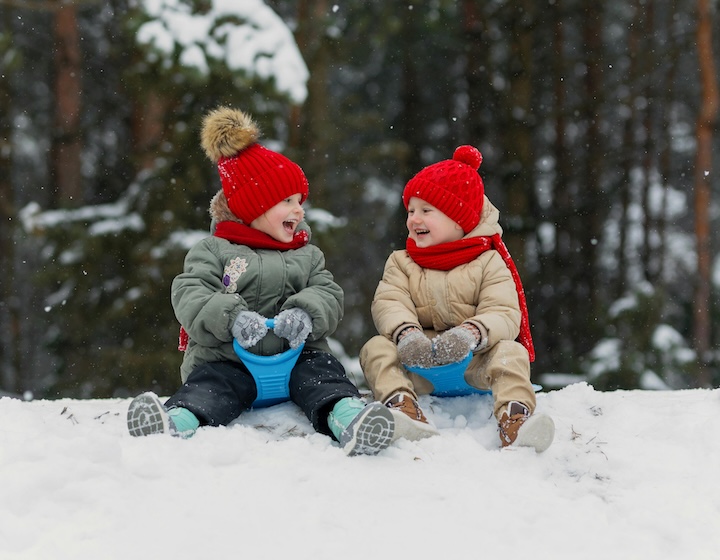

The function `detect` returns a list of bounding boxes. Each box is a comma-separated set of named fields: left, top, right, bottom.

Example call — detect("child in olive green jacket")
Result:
left=127, top=107, right=394, bottom=456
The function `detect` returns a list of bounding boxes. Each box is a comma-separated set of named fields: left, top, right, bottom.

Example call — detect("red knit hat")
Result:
left=402, top=145, right=484, bottom=233
left=201, top=107, right=309, bottom=224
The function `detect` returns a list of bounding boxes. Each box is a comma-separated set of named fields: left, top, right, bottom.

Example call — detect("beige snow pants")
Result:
left=359, top=332, right=536, bottom=419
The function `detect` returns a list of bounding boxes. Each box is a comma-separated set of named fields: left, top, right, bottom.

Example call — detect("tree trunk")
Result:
left=693, top=0, right=719, bottom=386
left=548, top=0, right=573, bottom=369
left=131, top=91, right=168, bottom=171
left=462, top=1, right=496, bottom=153
left=580, top=4, right=604, bottom=346
left=656, top=0, right=680, bottom=283
left=386, top=7, right=426, bottom=249
left=501, top=0, right=535, bottom=267
left=51, top=0, right=83, bottom=207
left=618, top=2, right=641, bottom=298
left=640, top=0, right=656, bottom=283
left=293, top=0, right=331, bottom=207
left=0, top=6, right=18, bottom=393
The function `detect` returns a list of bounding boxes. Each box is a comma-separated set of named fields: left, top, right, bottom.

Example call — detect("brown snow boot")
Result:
left=385, top=392, right=439, bottom=441
left=499, top=401, right=555, bottom=453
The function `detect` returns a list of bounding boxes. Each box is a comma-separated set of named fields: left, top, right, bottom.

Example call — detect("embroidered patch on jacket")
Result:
left=223, top=257, right=247, bottom=293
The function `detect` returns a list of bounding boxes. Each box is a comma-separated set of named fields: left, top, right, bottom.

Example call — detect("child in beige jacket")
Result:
left=360, top=146, right=554, bottom=452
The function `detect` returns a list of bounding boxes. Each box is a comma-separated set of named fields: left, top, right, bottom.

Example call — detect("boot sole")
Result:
left=127, top=392, right=170, bottom=437
left=341, top=402, right=395, bottom=456
left=388, top=408, right=440, bottom=442
left=514, top=414, right=555, bottom=453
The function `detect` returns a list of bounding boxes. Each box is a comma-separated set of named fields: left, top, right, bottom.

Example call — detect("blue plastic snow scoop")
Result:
left=233, top=319, right=303, bottom=408
left=405, top=352, right=542, bottom=398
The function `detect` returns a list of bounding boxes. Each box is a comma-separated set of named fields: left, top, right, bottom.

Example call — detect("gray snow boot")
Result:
left=328, top=397, right=395, bottom=456
left=127, top=392, right=199, bottom=438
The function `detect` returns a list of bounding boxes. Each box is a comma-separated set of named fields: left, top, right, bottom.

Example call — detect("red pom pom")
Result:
left=453, top=145, right=482, bottom=170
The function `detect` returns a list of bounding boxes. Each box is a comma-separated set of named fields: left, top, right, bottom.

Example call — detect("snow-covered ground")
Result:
left=0, top=382, right=718, bottom=559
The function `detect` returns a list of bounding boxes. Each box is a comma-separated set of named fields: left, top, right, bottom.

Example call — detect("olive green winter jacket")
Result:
left=171, top=192, right=343, bottom=382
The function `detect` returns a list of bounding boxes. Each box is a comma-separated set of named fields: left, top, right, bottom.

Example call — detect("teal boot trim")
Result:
left=167, top=407, right=200, bottom=438
left=328, top=397, right=366, bottom=440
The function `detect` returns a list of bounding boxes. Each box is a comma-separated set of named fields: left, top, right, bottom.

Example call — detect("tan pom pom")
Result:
left=200, top=107, right=260, bottom=162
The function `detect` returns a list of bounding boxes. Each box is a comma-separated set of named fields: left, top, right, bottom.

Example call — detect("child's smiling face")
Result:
left=250, top=193, right=305, bottom=242
left=406, top=196, right=465, bottom=248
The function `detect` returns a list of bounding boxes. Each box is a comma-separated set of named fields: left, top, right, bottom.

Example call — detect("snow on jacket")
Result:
left=171, top=192, right=343, bottom=382
left=371, top=195, right=521, bottom=349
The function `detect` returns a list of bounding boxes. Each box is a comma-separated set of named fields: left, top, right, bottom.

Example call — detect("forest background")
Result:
left=1, top=0, right=719, bottom=400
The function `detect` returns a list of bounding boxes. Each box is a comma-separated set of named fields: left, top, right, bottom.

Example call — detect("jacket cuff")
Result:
left=392, top=323, right=421, bottom=344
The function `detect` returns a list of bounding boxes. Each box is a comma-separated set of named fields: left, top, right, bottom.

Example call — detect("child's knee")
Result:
left=359, top=335, right=396, bottom=364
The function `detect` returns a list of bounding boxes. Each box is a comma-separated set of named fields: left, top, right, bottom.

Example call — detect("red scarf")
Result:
left=406, top=235, right=535, bottom=362
left=213, top=220, right=309, bottom=250
left=177, top=221, right=310, bottom=351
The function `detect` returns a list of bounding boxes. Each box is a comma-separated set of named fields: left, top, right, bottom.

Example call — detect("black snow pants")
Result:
left=164, top=350, right=360, bottom=439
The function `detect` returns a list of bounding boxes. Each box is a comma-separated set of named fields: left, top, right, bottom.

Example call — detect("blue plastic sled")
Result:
left=405, top=352, right=542, bottom=398
left=233, top=319, right=303, bottom=408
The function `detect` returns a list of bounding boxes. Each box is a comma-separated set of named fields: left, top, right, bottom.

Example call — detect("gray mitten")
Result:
left=274, top=308, right=312, bottom=349
left=397, top=329, right=434, bottom=368
left=432, top=326, right=479, bottom=365
left=231, top=310, right=269, bottom=349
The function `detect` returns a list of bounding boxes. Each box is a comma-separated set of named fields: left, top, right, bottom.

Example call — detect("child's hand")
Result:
left=232, top=311, right=269, bottom=348
left=432, top=325, right=480, bottom=365
left=397, top=328, right=434, bottom=368
left=274, top=308, right=312, bottom=349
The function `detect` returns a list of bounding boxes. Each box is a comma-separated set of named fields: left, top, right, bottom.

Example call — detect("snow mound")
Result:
left=0, top=383, right=718, bottom=559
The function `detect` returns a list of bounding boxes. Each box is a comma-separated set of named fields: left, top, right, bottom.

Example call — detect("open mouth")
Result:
left=283, top=220, right=298, bottom=234
left=414, top=229, right=430, bottom=237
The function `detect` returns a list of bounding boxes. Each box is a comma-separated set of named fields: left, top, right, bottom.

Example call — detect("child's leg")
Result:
left=288, top=350, right=360, bottom=436
left=467, top=340, right=554, bottom=452
left=359, top=335, right=433, bottom=402
left=165, top=360, right=257, bottom=427
left=359, top=335, right=438, bottom=442
left=466, top=340, right=536, bottom=419
left=289, top=350, right=395, bottom=455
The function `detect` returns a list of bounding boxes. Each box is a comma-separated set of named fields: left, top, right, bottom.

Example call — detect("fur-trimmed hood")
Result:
left=463, top=195, right=503, bottom=239
left=209, top=190, right=240, bottom=225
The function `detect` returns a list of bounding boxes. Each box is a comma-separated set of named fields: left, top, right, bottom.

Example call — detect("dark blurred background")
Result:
left=1, top=0, right=718, bottom=399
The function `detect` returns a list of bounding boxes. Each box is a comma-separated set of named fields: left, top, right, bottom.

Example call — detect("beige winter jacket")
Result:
left=371, top=196, right=521, bottom=350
